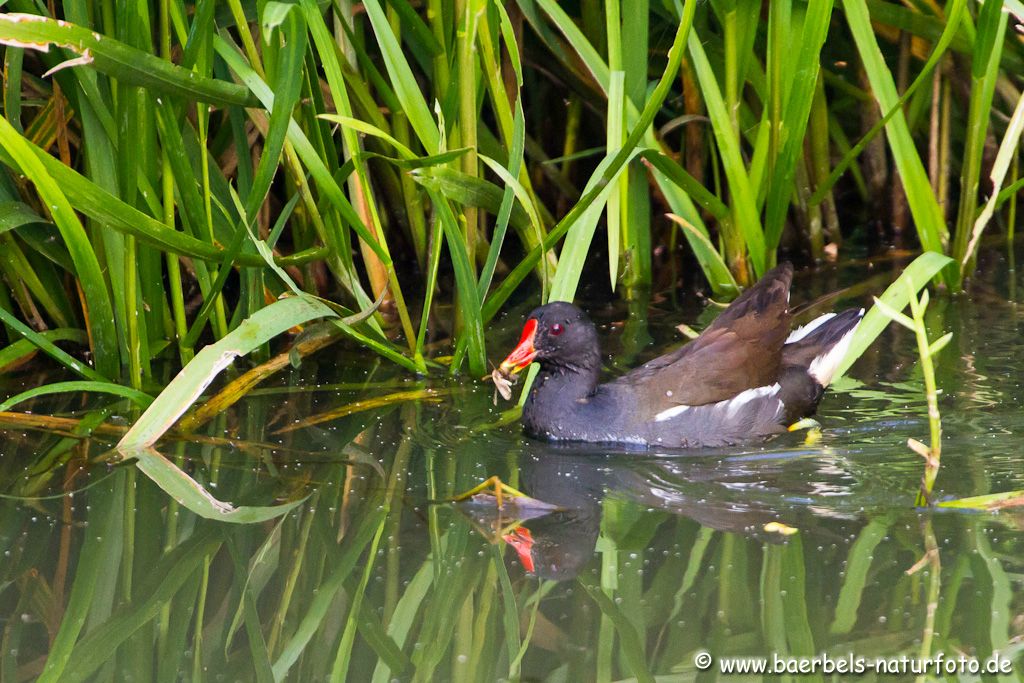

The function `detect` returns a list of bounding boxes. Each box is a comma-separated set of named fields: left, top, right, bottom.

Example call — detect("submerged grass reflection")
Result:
left=3, top=262, right=1024, bottom=680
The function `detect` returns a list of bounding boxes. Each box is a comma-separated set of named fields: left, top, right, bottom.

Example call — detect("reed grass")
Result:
left=871, top=280, right=951, bottom=505
left=0, top=0, right=1019, bottom=402
left=0, top=0, right=1023, bottom=580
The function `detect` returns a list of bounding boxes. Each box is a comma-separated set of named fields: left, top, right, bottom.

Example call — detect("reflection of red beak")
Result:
left=499, top=319, right=538, bottom=374
left=503, top=527, right=535, bottom=574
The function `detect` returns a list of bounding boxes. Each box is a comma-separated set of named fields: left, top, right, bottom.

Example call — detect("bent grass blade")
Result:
left=834, top=252, right=953, bottom=379
left=121, top=448, right=306, bottom=523
left=118, top=295, right=336, bottom=450
left=665, top=213, right=740, bottom=295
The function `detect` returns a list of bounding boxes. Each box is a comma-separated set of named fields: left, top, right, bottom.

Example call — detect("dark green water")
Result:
left=2, top=256, right=1023, bottom=682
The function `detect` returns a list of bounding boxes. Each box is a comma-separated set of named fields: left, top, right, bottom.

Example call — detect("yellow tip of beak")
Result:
left=788, top=418, right=821, bottom=432
left=499, top=361, right=525, bottom=375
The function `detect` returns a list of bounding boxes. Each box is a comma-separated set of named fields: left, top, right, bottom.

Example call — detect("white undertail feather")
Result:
left=786, top=313, right=836, bottom=343
left=806, top=311, right=864, bottom=386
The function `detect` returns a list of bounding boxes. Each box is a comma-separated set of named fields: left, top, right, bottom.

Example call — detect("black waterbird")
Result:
left=498, top=263, right=863, bottom=448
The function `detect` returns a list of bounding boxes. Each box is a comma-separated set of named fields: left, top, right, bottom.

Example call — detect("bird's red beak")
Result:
left=499, top=319, right=538, bottom=374
left=503, top=527, right=535, bottom=574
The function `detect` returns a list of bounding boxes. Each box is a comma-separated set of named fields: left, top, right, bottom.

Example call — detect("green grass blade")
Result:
left=477, top=154, right=544, bottom=248
left=0, top=199, right=54, bottom=235
left=0, top=303, right=110, bottom=383
left=606, top=70, right=625, bottom=289
left=318, top=115, right=417, bottom=160
left=225, top=539, right=275, bottom=683
left=0, top=116, right=120, bottom=377
left=687, top=31, right=766, bottom=278
left=810, top=0, right=966, bottom=208
left=478, top=97, right=527, bottom=300
left=666, top=213, right=740, bottom=294
left=37, top=475, right=122, bottom=682
left=950, top=0, right=1010, bottom=285
left=55, top=531, right=221, bottom=683
left=244, top=6, right=307, bottom=221
left=549, top=151, right=636, bottom=302
left=476, top=0, right=696, bottom=324
left=0, top=139, right=292, bottom=267
left=225, top=518, right=285, bottom=652
left=0, top=233, right=73, bottom=327
left=2, top=45, right=23, bottom=133
left=533, top=0, right=610, bottom=90
left=490, top=546, right=522, bottom=676
left=360, top=0, right=440, bottom=153
left=427, top=189, right=487, bottom=375
left=763, top=0, right=834, bottom=251
left=0, top=13, right=256, bottom=106
left=963, top=90, right=1024, bottom=267
left=370, top=561, right=433, bottom=683
left=835, top=251, right=953, bottom=378
left=830, top=517, right=890, bottom=635
left=938, top=490, right=1024, bottom=510
left=0, top=381, right=153, bottom=412
left=0, top=328, right=87, bottom=371
left=578, top=571, right=654, bottom=683
left=411, top=166, right=531, bottom=231
left=272, top=508, right=387, bottom=681
left=842, top=0, right=948, bottom=264
left=329, top=519, right=386, bottom=680
left=640, top=150, right=729, bottom=220
left=214, top=37, right=390, bottom=266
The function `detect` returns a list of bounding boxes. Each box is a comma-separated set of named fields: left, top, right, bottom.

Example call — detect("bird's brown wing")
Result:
left=610, top=263, right=793, bottom=420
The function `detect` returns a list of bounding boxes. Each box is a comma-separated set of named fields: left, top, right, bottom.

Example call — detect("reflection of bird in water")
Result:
left=501, top=444, right=833, bottom=581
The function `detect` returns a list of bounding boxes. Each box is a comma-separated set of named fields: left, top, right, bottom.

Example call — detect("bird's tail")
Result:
left=777, top=309, right=864, bottom=422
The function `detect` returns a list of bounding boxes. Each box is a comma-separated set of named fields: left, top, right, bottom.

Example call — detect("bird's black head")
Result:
left=499, top=301, right=599, bottom=374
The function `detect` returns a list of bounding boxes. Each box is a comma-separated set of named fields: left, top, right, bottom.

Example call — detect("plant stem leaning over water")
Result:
left=872, top=280, right=952, bottom=506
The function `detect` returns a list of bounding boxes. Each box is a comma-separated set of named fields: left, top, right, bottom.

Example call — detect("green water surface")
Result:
left=1, top=256, right=1023, bottom=682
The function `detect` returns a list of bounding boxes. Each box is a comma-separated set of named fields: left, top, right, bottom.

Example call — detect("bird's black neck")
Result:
left=522, top=354, right=601, bottom=438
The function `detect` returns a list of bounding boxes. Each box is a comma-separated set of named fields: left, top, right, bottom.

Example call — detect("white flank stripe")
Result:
left=723, top=383, right=781, bottom=418
left=653, top=383, right=781, bottom=423
left=807, top=320, right=860, bottom=386
left=786, top=313, right=837, bottom=343
left=653, top=404, right=690, bottom=422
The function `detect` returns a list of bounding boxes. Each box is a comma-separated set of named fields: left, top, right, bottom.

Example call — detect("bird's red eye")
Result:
left=550, top=323, right=564, bottom=336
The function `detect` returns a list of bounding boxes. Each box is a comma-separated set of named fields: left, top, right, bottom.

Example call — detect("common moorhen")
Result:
left=498, top=263, right=862, bottom=448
